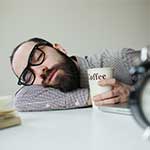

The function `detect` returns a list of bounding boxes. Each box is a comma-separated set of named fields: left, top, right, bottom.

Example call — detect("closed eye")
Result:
left=36, top=53, right=43, bottom=61
left=30, top=48, right=45, bottom=65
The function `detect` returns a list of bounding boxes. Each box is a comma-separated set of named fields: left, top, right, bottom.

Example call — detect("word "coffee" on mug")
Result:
left=88, top=73, right=106, bottom=80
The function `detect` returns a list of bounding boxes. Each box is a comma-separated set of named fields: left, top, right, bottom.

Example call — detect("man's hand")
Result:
left=93, top=78, right=132, bottom=106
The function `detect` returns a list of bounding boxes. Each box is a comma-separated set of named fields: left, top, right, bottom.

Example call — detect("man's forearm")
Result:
left=15, top=85, right=89, bottom=111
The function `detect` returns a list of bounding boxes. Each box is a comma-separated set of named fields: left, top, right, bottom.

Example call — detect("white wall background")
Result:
left=0, top=0, right=149, bottom=95
left=149, top=0, right=150, bottom=41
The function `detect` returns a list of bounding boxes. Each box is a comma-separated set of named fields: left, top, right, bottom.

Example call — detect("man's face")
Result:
left=12, top=41, right=80, bottom=92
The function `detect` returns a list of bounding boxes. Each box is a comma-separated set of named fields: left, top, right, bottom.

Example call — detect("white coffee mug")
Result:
left=88, top=67, right=113, bottom=108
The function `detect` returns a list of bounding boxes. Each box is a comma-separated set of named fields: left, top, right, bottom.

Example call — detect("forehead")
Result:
left=12, top=41, right=37, bottom=77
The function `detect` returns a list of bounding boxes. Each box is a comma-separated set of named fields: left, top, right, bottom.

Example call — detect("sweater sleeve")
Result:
left=14, top=85, right=89, bottom=112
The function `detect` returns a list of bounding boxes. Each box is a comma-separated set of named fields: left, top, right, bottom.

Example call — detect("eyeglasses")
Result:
left=18, top=42, right=53, bottom=86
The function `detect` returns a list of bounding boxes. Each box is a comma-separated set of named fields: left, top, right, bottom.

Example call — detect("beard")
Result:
left=41, top=51, right=80, bottom=92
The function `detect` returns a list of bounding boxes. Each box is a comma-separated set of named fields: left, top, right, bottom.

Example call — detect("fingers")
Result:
left=119, top=95, right=128, bottom=103
left=98, top=78, right=117, bottom=86
left=94, top=96, right=120, bottom=106
left=93, top=78, right=130, bottom=106
left=93, top=89, right=119, bottom=102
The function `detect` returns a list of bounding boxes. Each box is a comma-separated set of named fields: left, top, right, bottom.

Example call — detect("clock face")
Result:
left=141, top=78, right=150, bottom=123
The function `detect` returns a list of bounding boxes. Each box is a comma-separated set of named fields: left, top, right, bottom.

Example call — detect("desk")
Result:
left=0, top=108, right=150, bottom=150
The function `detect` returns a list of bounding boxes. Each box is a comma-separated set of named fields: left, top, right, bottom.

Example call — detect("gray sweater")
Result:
left=15, top=48, right=142, bottom=111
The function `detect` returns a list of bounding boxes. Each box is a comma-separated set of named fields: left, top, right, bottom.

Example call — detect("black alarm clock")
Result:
left=129, top=61, right=150, bottom=129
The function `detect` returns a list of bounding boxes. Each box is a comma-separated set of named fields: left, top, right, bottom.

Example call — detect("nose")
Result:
left=31, top=65, right=48, bottom=78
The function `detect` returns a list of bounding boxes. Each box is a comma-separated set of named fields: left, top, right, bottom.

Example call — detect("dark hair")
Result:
left=10, top=37, right=53, bottom=77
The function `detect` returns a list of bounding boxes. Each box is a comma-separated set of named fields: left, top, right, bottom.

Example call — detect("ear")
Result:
left=53, top=43, right=67, bottom=54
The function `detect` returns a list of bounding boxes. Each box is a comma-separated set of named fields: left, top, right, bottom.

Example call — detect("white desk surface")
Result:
left=0, top=108, right=150, bottom=150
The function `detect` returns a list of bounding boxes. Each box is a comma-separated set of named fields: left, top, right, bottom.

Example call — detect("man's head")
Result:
left=10, top=38, right=80, bottom=92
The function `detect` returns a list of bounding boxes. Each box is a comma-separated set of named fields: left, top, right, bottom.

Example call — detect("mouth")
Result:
left=46, top=69, right=58, bottom=83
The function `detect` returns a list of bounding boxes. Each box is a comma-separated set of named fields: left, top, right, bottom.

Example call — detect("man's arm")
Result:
left=15, top=85, right=89, bottom=112
left=87, top=48, right=142, bottom=106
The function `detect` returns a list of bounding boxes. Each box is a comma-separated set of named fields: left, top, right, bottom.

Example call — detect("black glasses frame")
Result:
left=17, top=42, right=53, bottom=86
